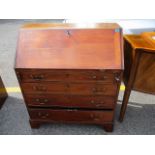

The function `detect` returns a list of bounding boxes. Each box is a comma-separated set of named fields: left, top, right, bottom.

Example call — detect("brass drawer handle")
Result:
left=102, top=76, right=107, bottom=80
left=38, top=112, right=49, bottom=118
left=94, top=117, right=100, bottom=121
left=91, top=100, right=95, bottom=104
left=90, top=100, right=105, bottom=106
left=35, top=98, right=49, bottom=105
left=90, top=114, right=94, bottom=119
left=92, top=75, right=107, bottom=80
left=90, top=114, right=100, bottom=121
left=30, top=75, right=44, bottom=80
left=96, top=103, right=104, bottom=107
left=33, top=86, right=47, bottom=92
left=92, top=75, right=97, bottom=79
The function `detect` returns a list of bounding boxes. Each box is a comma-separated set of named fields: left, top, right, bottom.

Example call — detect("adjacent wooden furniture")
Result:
left=0, top=77, right=8, bottom=109
left=119, top=32, right=155, bottom=122
left=15, top=23, right=124, bottom=132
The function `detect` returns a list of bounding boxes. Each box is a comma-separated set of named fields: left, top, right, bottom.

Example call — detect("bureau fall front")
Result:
left=15, top=23, right=124, bottom=132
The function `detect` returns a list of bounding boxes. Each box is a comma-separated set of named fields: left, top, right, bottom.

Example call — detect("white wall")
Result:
left=65, top=19, right=155, bottom=34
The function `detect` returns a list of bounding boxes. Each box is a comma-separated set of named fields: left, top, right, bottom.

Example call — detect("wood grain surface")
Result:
left=15, top=23, right=123, bottom=70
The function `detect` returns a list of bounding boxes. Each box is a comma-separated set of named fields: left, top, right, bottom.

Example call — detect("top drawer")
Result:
left=15, top=69, right=121, bottom=83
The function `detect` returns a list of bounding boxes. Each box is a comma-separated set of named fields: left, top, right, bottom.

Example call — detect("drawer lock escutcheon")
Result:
left=30, top=75, right=45, bottom=80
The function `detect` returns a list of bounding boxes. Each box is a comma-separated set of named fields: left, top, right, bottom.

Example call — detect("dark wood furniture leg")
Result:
left=119, top=86, right=132, bottom=122
left=29, top=120, right=41, bottom=129
left=29, top=119, right=114, bottom=132
left=0, top=97, right=8, bottom=109
left=102, top=123, right=113, bottom=132
left=119, top=51, right=141, bottom=122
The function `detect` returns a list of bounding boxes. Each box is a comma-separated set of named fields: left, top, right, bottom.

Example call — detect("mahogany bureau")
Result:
left=15, top=23, right=124, bottom=132
left=119, top=32, right=155, bottom=121
left=0, top=77, right=8, bottom=109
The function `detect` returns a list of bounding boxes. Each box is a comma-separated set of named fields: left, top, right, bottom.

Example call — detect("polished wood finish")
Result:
left=29, top=109, right=114, bottom=124
left=15, top=24, right=123, bottom=70
left=141, top=32, right=155, bottom=48
left=0, top=77, right=8, bottom=109
left=29, top=108, right=114, bottom=131
left=22, top=23, right=121, bottom=29
left=119, top=32, right=155, bottom=122
left=16, top=69, right=120, bottom=82
left=21, top=82, right=117, bottom=96
left=25, top=94, right=115, bottom=109
left=15, top=23, right=123, bottom=132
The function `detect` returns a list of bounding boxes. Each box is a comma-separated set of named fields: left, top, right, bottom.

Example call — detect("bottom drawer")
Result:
left=29, top=108, right=114, bottom=124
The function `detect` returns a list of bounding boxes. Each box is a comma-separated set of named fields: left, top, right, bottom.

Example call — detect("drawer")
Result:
left=25, top=94, right=115, bottom=109
left=16, top=69, right=121, bottom=83
left=29, top=108, right=114, bottom=124
left=21, top=82, right=118, bottom=96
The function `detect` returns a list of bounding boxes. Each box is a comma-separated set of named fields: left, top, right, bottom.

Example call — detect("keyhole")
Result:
left=66, top=30, right=71, bottom=37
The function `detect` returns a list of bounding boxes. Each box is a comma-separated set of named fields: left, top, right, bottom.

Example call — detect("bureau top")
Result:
left=124, top=32, right=155, bottom=51
left=15, top=23, right=123, bottom=70
left=22, top=23, right=121, bottom=29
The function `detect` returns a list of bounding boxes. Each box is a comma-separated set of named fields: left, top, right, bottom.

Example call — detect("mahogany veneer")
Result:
left=119, top=32, right=155, bottom=121
left=15, top=23, right=123, bottom=132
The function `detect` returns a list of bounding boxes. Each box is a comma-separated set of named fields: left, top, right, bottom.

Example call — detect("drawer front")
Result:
left=16, top=69, right=121, bottom=83
left=25, top=94, right=115, bottom=109
left=29, top=109, right=114, bottom=124
left=21, top=82, right=117, bottom=96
